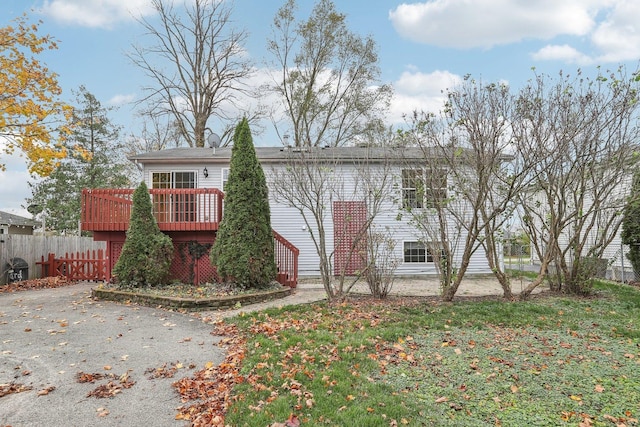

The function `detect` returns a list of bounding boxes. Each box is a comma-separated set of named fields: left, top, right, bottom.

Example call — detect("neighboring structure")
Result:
left=81, top=146, right=496, bottom=284
left=528, top=172, right=634, bottom=281
left=0, top=211, right=41, bottom=236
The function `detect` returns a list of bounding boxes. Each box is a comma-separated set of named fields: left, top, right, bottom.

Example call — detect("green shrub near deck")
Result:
left=112, top=181, right=173, bottom=287
left=210, top=118, right=276, bottom=289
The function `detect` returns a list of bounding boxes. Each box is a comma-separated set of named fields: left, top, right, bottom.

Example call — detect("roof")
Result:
left=128, top=145, right=500, bottom=165
left=0, top=211, right=40, bottom=228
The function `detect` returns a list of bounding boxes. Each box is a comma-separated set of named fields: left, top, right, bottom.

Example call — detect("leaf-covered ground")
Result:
left=0, top=276, right=71, bottom=293
left=175, top=282, right=640, bottom=426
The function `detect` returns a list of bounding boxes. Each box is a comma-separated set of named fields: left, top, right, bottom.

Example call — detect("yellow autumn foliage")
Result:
left=0, top=14, right=72, bottom=176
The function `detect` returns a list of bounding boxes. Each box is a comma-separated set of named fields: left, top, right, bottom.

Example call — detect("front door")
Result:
left=173, top=172, right=196, bottom=222
left=151, top=171, right=196, bottom=222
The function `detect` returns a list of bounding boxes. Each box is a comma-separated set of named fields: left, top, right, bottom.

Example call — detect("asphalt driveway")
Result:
left=0, top=282, right=224, bottom=427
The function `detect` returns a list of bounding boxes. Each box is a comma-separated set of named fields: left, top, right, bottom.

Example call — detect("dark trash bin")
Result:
left=6, top=257, right=28, bottom=282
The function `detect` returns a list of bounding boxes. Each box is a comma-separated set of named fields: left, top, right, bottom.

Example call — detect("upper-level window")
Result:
left=221, top=168, right=230, bottom=191
left=402, top=169, right=423, bottom=209
left=151, top=171, right=196, bottom=189
left=401, top=168, right=447, bottom=209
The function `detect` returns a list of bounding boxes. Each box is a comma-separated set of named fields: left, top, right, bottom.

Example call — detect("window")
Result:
left=151, top=171, right=196, bottom=190
left=404, top=241, right=426, bottom=263
left=401, top=168, right=447, bottom=209
left=221, top=168, right=230, bottom=191
left=403, top=241, right=445, bottom=263
left=425, top=168, right=448, bottom=208
left=174, top=171, right=196, bottom=189
left=402, top=169, right=423, bottom=209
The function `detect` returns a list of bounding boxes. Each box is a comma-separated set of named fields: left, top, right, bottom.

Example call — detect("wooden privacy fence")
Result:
left=38, top=250, right=106, bottom=282
left=0, top=235, right=106, bottom=284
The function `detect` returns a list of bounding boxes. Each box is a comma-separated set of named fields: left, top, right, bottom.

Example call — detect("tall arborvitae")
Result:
left=112, top=181, right=174, bottom=287
left=210, top=118, right=276, bottom=288
left=622, top=171, right=640, bottom=279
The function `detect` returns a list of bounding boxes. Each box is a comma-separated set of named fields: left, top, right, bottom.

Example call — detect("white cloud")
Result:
left=389, top=0, right=598, bottom=49
left=390, top=0, right=640, bottom=66
left=388, top=69, right=462, bottom=123
left=531, top=44, right=592, bottom=64
left=108, top=93, right=136, bottom=106
left=246, top=66, right=463, bottom=137
left=39, top=0, right=156, bottom=29
left=590, top=0, right=640, bottom=63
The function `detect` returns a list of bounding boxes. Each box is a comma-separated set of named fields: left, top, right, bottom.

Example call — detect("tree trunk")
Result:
left=519, top=259, right=551, bottom=300
left=194, top=114, right=206, bottom=148
left=494, top=269, right=513, bottom=299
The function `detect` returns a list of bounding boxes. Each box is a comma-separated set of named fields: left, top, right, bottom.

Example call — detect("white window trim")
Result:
left=402, top=240, right=446, bottom=264
left=149, top=170, right=199, bottom=189
left=403, top=240, right=427, bottom=264
left=400, top=168, right=448, bottom=209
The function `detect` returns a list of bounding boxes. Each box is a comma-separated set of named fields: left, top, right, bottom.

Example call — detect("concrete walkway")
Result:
left=205, top=275, right=540, bottom=319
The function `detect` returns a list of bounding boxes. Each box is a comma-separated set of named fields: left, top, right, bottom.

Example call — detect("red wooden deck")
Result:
left=81, top=188, right=224, bottom=232
left=80, top=187, right=299, bottom=287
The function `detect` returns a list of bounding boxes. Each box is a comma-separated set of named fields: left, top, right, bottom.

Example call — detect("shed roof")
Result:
left=0, top=211, right=40, bottom=228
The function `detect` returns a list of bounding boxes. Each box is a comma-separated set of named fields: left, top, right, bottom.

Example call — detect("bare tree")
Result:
left=515, top=67, right=640, bottom=298
left=266, top=0, right=392, bottom=147
left=130, top=108, right=186, bottom=152
left=398, top=120, right=474, bottom=301
left=129, top=0, right=253, bottom=147
left=399, top=78, right=527, bottom=301
left=443, top=78, right=533, bottom=299
left=269, top=146, right=396, bottom=302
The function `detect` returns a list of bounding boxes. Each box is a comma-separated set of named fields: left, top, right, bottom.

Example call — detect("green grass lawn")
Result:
left=215, top=281, right=640, bottom=426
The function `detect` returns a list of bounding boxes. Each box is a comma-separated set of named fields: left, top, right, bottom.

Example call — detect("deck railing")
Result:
left=273, top=229, right=299, bottom=288
left=81, top=188, right=224, bottom=232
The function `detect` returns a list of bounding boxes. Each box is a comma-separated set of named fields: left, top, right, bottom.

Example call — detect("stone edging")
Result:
left=91, top=286, right=294, bottom=311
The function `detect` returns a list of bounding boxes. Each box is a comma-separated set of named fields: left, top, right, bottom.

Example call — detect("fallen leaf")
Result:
left=38, top=386, right=56, bottom=396
left=0, top=383, right=33, bottom=397
left=76, top=372, right=106, bottom=383
left=435, top=396, right=449, bottom=403
left=103, top=365, right=112, bottom=371
left=594, top=384, right=604, bottom=393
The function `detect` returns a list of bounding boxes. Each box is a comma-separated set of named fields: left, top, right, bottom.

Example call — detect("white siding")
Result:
left=142, top=155, right=494, bottom=277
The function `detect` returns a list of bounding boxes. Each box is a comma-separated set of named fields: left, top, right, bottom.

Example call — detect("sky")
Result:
left=1, top=0, right=640, bottom=218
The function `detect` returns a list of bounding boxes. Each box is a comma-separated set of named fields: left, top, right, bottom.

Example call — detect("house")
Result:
left=0, top=211, right=41, bottom=236
left=81, top=146, right=496, bottom=286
